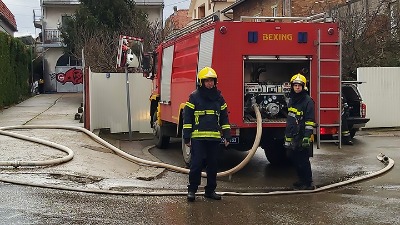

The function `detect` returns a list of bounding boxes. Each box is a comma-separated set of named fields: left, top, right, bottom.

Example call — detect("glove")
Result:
left=284, top=136, right=293, bottom=149
left=223, top=138, right=230, bottom=147
left=184, top=138, right=190, bottom=144
left=302, top=137, right=311, bottom=148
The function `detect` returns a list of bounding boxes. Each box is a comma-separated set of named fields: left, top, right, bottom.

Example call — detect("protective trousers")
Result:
left=188, top=139, right=219, bottom=193
left=288, top=148, right=312, bottom=185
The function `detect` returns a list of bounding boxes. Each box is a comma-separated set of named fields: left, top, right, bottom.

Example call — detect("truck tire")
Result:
left=181, top=133, right=191, bottom=168
left=262, top=139, right=288, bottom=165
left=152, top=111, right=170, bottom=149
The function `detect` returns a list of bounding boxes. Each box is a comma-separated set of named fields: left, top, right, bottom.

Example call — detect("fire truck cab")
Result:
left=143, top=12, right=343, bottom=165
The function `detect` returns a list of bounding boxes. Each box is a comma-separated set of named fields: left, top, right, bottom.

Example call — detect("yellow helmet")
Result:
left=290, top=73, right=307, bottom=85
left=197, top=67, right=217, bottom=86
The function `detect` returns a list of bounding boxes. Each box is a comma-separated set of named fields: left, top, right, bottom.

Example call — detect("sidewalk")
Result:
left=0, top=93, right=165, bottom=191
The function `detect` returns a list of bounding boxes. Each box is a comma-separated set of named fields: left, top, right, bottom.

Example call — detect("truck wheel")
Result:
left=181, top=134, right=191, bottom=168
left=262, top=139, right=288, bottom=165
left=152, top=112, right=170, bottom=149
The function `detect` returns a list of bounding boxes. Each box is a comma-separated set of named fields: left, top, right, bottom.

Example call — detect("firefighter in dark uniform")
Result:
left=284, top=73, right=316, bottom=190
left=183, top=67, right=231, bottom=202
left=341, top=96, right=353, bottom=145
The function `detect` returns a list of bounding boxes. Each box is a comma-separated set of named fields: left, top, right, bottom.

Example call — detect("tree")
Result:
left=60, top=0, right=162, bottom=72
left=331, top=0, right=400, bottom=80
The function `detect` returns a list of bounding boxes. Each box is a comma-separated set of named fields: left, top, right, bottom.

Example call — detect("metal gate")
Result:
left=54, top=66, right=84, bottom=93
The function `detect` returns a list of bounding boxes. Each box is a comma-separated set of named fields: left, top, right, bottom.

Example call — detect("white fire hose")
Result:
left=0, top=104, right=394, bottom=196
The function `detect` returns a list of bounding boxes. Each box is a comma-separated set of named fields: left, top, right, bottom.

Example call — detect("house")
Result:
left=219, top=0, right=399, bottom=23
left=0, top=0, right=17, bottom=36
left=164, top=7, right=191, bottom=36
left=189, top=0, right=235, bottom=21
left=219, top=0, right=349, bottom=21
left=186, top=0, right=350, bottom=24
left=33, top=0, right=163, bottom=93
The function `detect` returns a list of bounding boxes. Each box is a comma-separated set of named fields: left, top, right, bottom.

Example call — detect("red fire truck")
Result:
left=142, top=12, right=343, bottom=165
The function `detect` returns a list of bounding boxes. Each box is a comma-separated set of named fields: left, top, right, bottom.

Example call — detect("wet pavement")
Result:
left=1, top=93, right=400, bottom=224
left=0, top=93, right=165, bottom=192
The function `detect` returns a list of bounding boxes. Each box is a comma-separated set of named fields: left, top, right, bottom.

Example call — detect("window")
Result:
left=56, top=54, right=82, bottom=66
left=198, top=5, right=206, bottom=19
left=61, top=15, right=71, bottom=29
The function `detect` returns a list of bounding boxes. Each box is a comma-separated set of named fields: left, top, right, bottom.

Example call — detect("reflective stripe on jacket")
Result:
left=285, top=93, right=315, bottom=146
left=183, top=89, right=231, bottom=140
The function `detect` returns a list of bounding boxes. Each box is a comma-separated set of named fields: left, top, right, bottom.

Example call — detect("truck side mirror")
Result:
left=127, top=40, right=143, bottom=68
left=126, top=49, right=139, bottom=68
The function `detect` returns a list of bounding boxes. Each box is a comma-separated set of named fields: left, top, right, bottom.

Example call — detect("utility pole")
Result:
left=125, top=65, right=133, bottom=141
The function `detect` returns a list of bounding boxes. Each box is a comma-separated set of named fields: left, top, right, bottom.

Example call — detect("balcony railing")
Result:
left=43, top=29, right=62, bottom=43
left=41, top=0, right=80, bottom=5
left=33, top=9, right=42, bottom=28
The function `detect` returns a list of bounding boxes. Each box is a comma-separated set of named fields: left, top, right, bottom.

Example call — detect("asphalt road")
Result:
left=1, top=93, right=399, bottom=224
left=1, top=133, right=399, bottom=224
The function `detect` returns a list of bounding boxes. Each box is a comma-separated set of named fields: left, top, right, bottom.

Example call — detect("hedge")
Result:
left=0, top=32, right=31, bottom=108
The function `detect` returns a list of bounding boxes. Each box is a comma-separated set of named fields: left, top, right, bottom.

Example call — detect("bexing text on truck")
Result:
left=141, top=12, right=366, bottom=165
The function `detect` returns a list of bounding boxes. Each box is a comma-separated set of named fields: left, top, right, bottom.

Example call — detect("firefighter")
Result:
left=38, top=78, right=45, bottom=94
left=284, top=73, right=316, bottom=190
left=341, top=96, right=353, bottom=145
left=183, top=66, right=231, bottom=202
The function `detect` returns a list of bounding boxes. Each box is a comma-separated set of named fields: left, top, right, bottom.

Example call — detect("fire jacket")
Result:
left=183, top=90, right=231, bottom=142
left=285, top=92, right=316, bottom=146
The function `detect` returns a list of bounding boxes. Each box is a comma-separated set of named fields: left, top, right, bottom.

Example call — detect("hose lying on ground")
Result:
left=0, top=130, right=74, bottom=167
left=0, top=103, right=262, bottom=178
left=0, top=104, right=395, bottom=196
left=0, top=153, right=393, bottom=196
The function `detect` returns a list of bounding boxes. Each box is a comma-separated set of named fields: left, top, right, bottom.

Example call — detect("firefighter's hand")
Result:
left=224, top=139, right=229, bottom=147
left=302, top=137, right=311, bottom=148
left=284, top=136, right=293, bottom=149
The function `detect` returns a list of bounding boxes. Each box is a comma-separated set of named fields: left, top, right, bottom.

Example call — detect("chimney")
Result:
left=173, top=6, right=178, bottom=15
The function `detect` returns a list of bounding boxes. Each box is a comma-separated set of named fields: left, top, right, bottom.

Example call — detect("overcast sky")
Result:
left=2, top=0, right=190, bottom=38
left=3, top=0, right=41, bottom=37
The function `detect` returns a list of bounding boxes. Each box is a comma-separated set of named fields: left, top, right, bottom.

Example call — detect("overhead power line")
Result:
left=165, top=0, right=190, bottom=7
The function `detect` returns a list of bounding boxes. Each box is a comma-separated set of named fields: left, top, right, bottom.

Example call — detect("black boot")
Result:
left=187, top=191, right=195, bottom=202
left=204, top=192, right=221, bottom=200
left=293, top=181, right=304, bottom=189
left=343, top=136, right=353, bottom=145
left=293, top=182, right=316, bottom=190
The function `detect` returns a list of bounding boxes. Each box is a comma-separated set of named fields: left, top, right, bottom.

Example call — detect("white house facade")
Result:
left=33, top=0, right=163, bottom=93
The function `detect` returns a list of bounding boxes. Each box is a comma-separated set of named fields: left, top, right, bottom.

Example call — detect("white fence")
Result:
left=89, top=70, right=152, bottom=133
left=357, top=67, right=400, bottom=128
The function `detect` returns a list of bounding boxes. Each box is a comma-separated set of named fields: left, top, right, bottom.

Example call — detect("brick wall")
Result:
left=233, top=0, right=282, bottom=21
left=233, top=0, right=347, bottom=20
left=292, top=0, right=346, bottom=17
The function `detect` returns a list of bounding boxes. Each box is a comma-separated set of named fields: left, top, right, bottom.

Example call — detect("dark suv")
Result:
left=342, top=81, right=370, bottom=138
